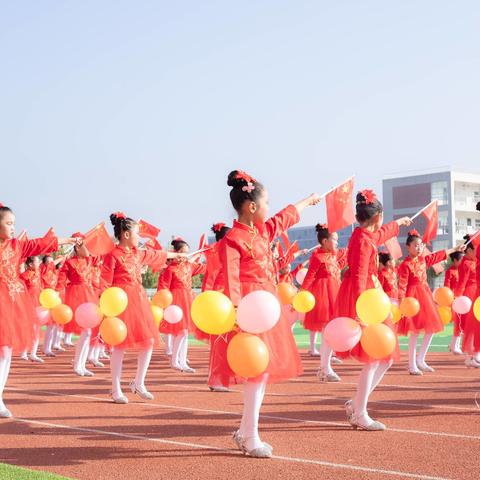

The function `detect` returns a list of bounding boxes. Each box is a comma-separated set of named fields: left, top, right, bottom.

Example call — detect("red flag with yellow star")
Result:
left=83, top=223, right=115, bottom=256
left=325, top=178, right=355, bottom=233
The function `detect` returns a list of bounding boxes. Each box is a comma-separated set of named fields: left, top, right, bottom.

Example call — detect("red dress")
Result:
left=302, top=248, right=346, bottom=332
left=454, top=258, right=476, bottom=337
left=396, top=251, right=447, bottom=335
left=158, top=259, right=207, bottom=339
left=219, top=204, right=302, bottom=384
left=378, top=266, right=398, bottom=300
left=58, top=257, right=98, bottom=334
left=102, top=246, right=167, bottom=349
left=202, top=243, right=221, bottom=291
left=444, top=265, right=460, bottom=336
left=462, top=253, right=480, bottom=354
left=335, top=222, right=400, bottom=363
left=0, top=236, right=58, bottom=352
left=40, top=263, right=58, bottom=290
left=20, top=268, right=42, bottom=307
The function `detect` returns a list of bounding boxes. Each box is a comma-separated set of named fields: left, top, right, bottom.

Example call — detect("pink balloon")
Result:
left=237, top=290, right=281, bottom=334
left=75, top=303, right=103, bottom=329
left=452, top=296, right=472, bottom=315
left=35, top=306, right=51, bottom=326
left=164, top=305, right=183, bottom=324
left=295, top=268, right=308, bottom=285
left=323, top=317, right=362, bottom=352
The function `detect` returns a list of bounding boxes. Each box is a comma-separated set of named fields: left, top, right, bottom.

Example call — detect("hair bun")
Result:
left=110, top=213, right=119, bottom=227
left=315, top=223, right=328, bottom=233
left=227, top=170, right=256, bottom=188
left=408, top=229, right=420, bottom=237
left=463, top=234, right=471, bottom=241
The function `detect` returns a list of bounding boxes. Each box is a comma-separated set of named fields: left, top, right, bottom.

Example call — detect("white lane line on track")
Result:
left=6, top=386, right=480, bottom=441
left=10, top=417, right=454, bottom=480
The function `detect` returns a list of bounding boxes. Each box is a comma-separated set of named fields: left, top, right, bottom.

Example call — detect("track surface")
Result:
left=1, top=346, right=479, bottom=480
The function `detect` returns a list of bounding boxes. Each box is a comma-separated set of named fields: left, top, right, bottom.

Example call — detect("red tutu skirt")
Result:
left=63, top=284, right=98, bottom=334
left=462, top=287, right=480, bottom=354
left=222, top=282, right=302, bottom=384
left=0, top=284, right=36, bottom=353
left=208, top=332, right=234, bottom=388
left=159, top=288, right=208, bottom=341
left=303, top=278, right=338, bottom=332
left=335, top=276, right=400, bottom=364
left=396, top=284, right=443, bottom=336
left=115, top=284, right=159, bottom=350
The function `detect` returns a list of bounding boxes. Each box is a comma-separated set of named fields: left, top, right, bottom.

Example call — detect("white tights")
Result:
left=171, top=330, right=189, bottom=368
left=74, top=329, right=91, bottom=372
left=0, top=346, right=13, bottom=411
left=408, top=333, right=434, bottom=371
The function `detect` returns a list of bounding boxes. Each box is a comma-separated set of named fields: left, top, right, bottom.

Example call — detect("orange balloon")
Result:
left=100, top=317, right=128, bottom=346
left=277, top=282, right=297, bottom=305
left=438, top=306, right=452, bottom=325
left=434, top=287, right=454, bottom=307
left=227, top=333, right=269, bottom=378
left=360, top=324, right=396, bottom=360
left=51, top=304, right=73, bottom=325
left=400, top=297, right=420, bottom=318
left=152, top=289, right=173, bottom=309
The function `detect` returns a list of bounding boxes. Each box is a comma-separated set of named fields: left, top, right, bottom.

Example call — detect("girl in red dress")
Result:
left=102, top=213, right=183, bottom=404
left=302, top=226, right=346, bottom=382
left=205, top=223, right=232, bottom=392
left=57, top=234, right=99, bottom=377
left=445, top=251, right=464, bottom=355
left=0, top=204, right=77, bottom=418
left=41, top=255, right=65, bottom=355
left=378, top=252, right=398, bottom=301
left=19, top=256, right=43, bottom=362
left=335, top=190, right=411, bottom=431
left=219, top=170, right=320, bottom=458
left=158, top=238, right=206, bottom=373
left=460, top=225, right=480, bottom=367
left=397, top=230, right=463, bottom=375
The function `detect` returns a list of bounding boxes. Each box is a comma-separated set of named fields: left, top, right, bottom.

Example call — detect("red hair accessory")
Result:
left=242, top=182, right=255, bottom=193
left=359, top=189, right=377, bottom=205
left=212, top=223, right=226, bottom=233
left=71, top=232, right=85, bottom=239
left=236, top=170, right=257, bottom=184
left=0, top=202, right=3, bottom=208
left=318, top=223, right=328, bottom=229
left=408, top=229, right=420, bottom=237
left=113, top=211, right=126, bottom=219
left=173, top=236, right=184, bottom=242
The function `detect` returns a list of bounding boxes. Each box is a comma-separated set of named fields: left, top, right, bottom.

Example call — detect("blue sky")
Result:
left=1, top=1, right=479, bottom=244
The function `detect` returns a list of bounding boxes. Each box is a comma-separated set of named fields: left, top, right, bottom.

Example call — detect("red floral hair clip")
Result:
left=71, top=232, right=85, bottom=239
left=0, top=202, right=4, bottom=208
left=113, top=211, right=126, bottom=219
left=212, top=223, right=226, bottom=232
left=173, top=236, right=184, bottom=242
left=236, top=170, right=257, bottom=184
left=408, top=229, right=420, bottom=237
left=242, top=182, right=255, bottom=193
left=358, top=189, right=377, bottom=205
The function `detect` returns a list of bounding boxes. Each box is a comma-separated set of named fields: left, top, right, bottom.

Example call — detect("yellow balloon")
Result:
left=473, top=297, right=480, bottom=322
left=356, top=288, right=391, bottom=325
left=292, top=291, right=316, bottom=313
left=391, top=304, right=401, bottom=324
left=39, top=289, right=61, bottom=309
left=151, top=305, right=164, bottom=327
left=191, top=290, right=236, bottom=335
left=438, top=306, right=452, bottom=325
left=100, top=287, right=128, bottom=317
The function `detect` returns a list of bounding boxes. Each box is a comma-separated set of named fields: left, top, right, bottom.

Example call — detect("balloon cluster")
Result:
left=151, top=289, right=183, bottom=325
left=38, top=289, right=72, bottom=326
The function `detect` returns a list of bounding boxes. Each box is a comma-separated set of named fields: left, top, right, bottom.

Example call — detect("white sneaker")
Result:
left=331, top=356, right=343, bottom=365
left=350, top=413, right=386, bottom=431
left=317, top=370, right=341, bottom=382
left=89, top=360, right=105, bottom=368
left=181, top=365, right=196, bottom=373
left=129, top=381, right=154, bottom=400
left=29, top=355, right=44, bottom=363
left=465, top=358, right=480, bottom=368
left=309, top=350, right=320, bottom=357
left=417, top=361, right=435, bottom=373
left=19, top=353, right=28, bottom=361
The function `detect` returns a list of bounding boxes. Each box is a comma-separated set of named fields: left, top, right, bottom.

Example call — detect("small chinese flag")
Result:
left=468, top=230, right=480, bottom=248
left=325, top=178, right=355, bottom=233
left=83, top=223, right=115, bottom=256
left=145, top=238, right=163, bottom=251
left=422, top=201, right=438, bottom=245
left=138, top=219, right=161, bottom=239
left=17, top=230, right=28, bottom=241
left=198, top=233, right=207, bottom=250
left=383, top=236, right=403, bottom=261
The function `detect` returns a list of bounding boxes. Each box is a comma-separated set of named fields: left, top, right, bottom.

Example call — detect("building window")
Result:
left=431, top=181, right=448, bottom=206
left=467, top=218, right=472, bottom=227
left=476, top=219, right=480, bottom=229
left=438, top=211, right=448, bottom=235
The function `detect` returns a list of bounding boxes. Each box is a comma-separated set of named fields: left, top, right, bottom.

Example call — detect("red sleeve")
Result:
left=350, top=238, right=373, bottom=300
left=444, top=269, right=452, bottom=289
left=455, top=261, right=469, bottom=296
left=56, top=262, right=69, bottom=291
left=219, top=239, right=242, bottom=306
left=264, top=205, right=300, bottom=243
left=157, top=267, right=172, bottom=290
left=139, top=249, right=168, bottom=271
left=101, top=253, right=116, bottom=288
left=425, top=250, right=447, bottom=268
left=336, top=248, right=348, bottom=269
left=372, top=221, right=400, bottom=247
left=20, top=237, right=59, bottom=259
left=191, top=262, right=207, bottom=276
left=397, top=261, right=409, bottom=301
left=302, top=253, right=321, bottom=291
